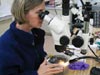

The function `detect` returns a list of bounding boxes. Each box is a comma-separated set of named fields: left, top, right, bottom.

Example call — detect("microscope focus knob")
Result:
left=72, top=36, right=84, bottom=48
left=60, top=36, right=70, bottom=46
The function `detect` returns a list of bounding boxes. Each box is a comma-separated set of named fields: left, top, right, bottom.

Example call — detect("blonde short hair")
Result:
left=11, top=0, right=44, bottom=24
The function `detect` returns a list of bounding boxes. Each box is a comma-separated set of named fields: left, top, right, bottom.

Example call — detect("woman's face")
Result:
left=25, top=1, right=45, bottom=28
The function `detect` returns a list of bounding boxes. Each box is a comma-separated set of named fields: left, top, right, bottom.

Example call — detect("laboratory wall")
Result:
left=0, top=0, right=13, bottom=6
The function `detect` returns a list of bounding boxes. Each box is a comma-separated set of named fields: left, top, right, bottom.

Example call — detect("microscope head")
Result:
left=39, top=10, right=70, bottom=52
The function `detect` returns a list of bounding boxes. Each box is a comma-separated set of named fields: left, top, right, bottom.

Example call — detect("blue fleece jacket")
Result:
left=0, top=21, right=47, bottom=75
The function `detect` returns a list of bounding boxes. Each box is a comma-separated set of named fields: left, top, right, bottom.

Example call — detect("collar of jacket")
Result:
left=10, top=21, right=34, bottom=46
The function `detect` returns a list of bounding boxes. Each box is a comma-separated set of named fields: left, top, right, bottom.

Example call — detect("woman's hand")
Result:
left=37, top=59, right=64, bottom=75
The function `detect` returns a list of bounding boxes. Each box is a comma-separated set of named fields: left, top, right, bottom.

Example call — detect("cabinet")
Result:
left=0, top=0, right=13, bottom=36
left=0, top=18, right=12, bottom=36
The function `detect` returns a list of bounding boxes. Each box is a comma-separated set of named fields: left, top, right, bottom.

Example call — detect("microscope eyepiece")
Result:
left=39, top=10, right=49, bottom=20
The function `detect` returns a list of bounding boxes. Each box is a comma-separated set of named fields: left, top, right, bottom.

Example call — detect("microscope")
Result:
left=39, top=0, right=94, bottom=55
left=39, top=0, right=71, bottom=53
left=39, top=0, right=99, bottom=64
left=39, top=1, right=100, bottom=74
left=70, top=0, right=95, bottom=51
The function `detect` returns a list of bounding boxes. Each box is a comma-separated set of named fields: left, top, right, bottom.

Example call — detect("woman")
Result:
left=0, top=0, right=64, bottom=75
